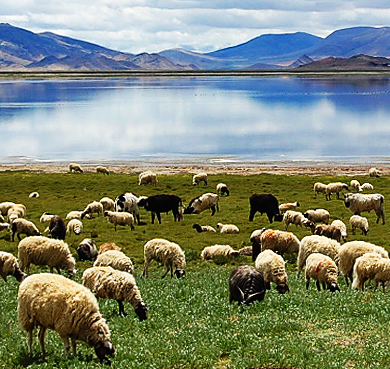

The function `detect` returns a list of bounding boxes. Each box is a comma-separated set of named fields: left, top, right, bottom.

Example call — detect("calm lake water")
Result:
left=1, top=75, right=390, bottom=166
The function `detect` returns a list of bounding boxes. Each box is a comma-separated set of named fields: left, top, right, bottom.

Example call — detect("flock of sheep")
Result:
left=0, top=163, right=388, bottom=365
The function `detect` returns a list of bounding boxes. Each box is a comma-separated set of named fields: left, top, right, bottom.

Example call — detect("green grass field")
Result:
left=0, top=170, right=389, bottom=368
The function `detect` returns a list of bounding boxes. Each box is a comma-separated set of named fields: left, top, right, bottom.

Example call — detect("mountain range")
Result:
left=1, top=23, right=390, bottom=71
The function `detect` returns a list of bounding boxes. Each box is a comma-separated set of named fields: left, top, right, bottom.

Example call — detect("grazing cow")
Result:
left=138, top=194, right=183, bottom=224
left=249, top=194, right=283, bottom=223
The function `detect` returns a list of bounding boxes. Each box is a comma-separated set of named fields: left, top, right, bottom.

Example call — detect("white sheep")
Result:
left=304, top=209, right=330, bottom=224
left=305, top=253, right=340, bottom=292
left=98, top=242, right=121, bottom=255
left=369, top=167, right=381, bottom=177
left=184, top=192, right=219, bottom=216
left=81, top=201, right=104, bottom=219
left=331, top=219, right=348, bottom=241
left=216, top=183, right=229, bottom=196
left=0, top=201, right=15, bottom=216
left=313, top=224, right=342, bottom=243
left=139, top=171, right=158, bottom=185
left=77, top=238, right=98, bottom=261
left=66, top=210, right=91, bottom=220
left=29, top=191, right=39, bottom=198
left=142, top=238, right=186, bottom=278
left=7, top=203, right=26, bottom=223
left=93, top=250, right=134, bottom=274
left=83, top=266, right=148, bottom=320
left=313, top=182, right=327, bottom=198
left=11, top=218, right=41, bottom=241
left=250, top=228, right=266, bottom=261
left=200, top=245, right=240, bottom=260
left=352, top=253, right=384, bottom=291
left=338, top=240, right=389, bottom=286
left=283, top=210, right=313, bottom=231
left=297, top=235, right=341, bottom=278
left=39, top=212, right=54, bottom=224
left=18, top=235, right=76, bottom=277
left=96, top=165, right=109, bottom=175
left=359, top=182, right=374, bottom=191
left=100, top=196, right=115, bottom=211
left=216, top=223, right=240, bottom=234
left=18, top=273, right=115, bottom=364
left=66, top=218, right=83, bottom=236
left=344, top=192, right=385, bottom=224
left=349, top=215, right=369, bottom=235
left=350, top=179, right=361, bottom=192
left=69, top=162, right=83, bottom=173
left=0, top=251, right=26, bottom=282
left=114, top=192, right=142, bottom=225
left=104, top=210, right=135, bottom=231
left=259, top=229, right=300, bottom=257
left=279, top=201, right=300, bottom=213
left=192, top=223, right=216, bottom=232
left=325, top=182, right=349, bottom=200
left=255, top=250, right=289, bottom=294
left=192, top=172, right=208, bottom=186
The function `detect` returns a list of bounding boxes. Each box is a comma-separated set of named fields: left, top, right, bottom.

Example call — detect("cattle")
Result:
left=137, top=194, right=183, bottom=224
left=249, top=194, right=283, bottom=223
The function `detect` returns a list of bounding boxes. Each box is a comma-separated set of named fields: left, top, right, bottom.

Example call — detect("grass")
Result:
left=0, top=170, right=390, bottom=368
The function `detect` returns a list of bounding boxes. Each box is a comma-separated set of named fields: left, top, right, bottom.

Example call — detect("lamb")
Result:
left=359, top=182, right=374, bottom=191
left=192, top=223, right=216, bottom=233
left=29, top=191, right=39, bottom=198
left=98, top=242, right=121, bottom=255
left=313, top=182, right=327, bottom=198
left=69, top=162, right=83, bottom=173
left=259, top=229, right=300, bottom=257
left=139, top=171, right=158, bottom=185
left=0, top=251, right=26, bottom=282
left=369, top=167, right=381, bottom=177
left=192, top=172, right=208, bottom=186
left=0, top=201, right=15, bottom=216
left=305, top=253, right=340, bottom=292
left=114, top=192, right=142, bottom=225
left=104, top=210, right=135, bottom=231
left=303, top=209, right=330, bottom=224
left=350, top=179, right=361, bottom=192
left=142, top=238, right=186, bottom=278
left=7, top=203, right=26, bottom=223
left=279, top=201, right=300, bottom=213
left=81, top=201, right=104, bottom=219
left=83, top=266, right=148, bottom=320
left=96, top=165, right=109, bottom=175
left=216, top=183, right=230, bottom=196
left=338, top=240, right=389, bottom=286
left=11, top=218, right=41, bottom=241
left=18, top=235, right=77, bottom=277
left=66, top=210, right=91, bottom=220
left=184, top=192, right=219, bottom=216
left=94, top=250, right=134, bottom=274
left=66, top=218, right=83, bottom=236
left=77, top=238, right=98, bottom=261
left=255, top=250, right=289, bottom=294
left=352, top=253, right=384, bottom=291
left=200, top=245, right=240, bottom=260
left=297, top=235, right=341, bottom=278
left=216, top=223, right=240, bottom=234
left=313, top=224, right=342, bottom=243
left=39, top=212, right=54, bottom=224
left=283, top=210, right=313, bottom=231
left=349, top=215, right=369, bottom=235
left=250, top=228, right=266, bottom=261
left=100, top=197, right=115, bottom=211
left=18, top=273, right=115, bottom=364
left=344, top=192, right=385, bottom=224
left=229, top=265, right=266, bottom=305
left=325, top=182, right=349, bottom=200
left=48, top=215, right=66, bottom=240
left=248, top=193, right=283, bottom=223
left=331, top=219, right=348, bottom=241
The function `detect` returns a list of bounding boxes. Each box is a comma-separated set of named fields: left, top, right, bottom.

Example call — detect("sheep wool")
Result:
left=313, top=224, right=342, bottom=243
left=344, top=193, right=385, bottom=225
left=283, top=210, right=312, bottom=231
left=192, top=223, right=217, bottom=233
left=350, top=179, right=361, bottom=192
left=29, top=192, right=39, bottom=198
left=11, top=218, right=41, bottom=242
left=216, top=183, right=230, bottom=196
left=66, top=211, right=90, bottom=220
left=0, top=201, right=15, bottom=216
left=259, top=229, right=300, bottom=257
left=18, top=235, right=76, bottom=277
left=104, top=210, right=135, bottom=231
left=139, top=171, right=158, bottom=185
left=77, top=238, right=98, bottom=261
left=250, top=228, right=266, bottom=262
left=352, top=253, right=383, bottom=291
left=369, top=167, right=381, bottom=177
left=360, top=182, right=374, bottom=191
left=69, top=162, right=83, bottom=173
left=81, top=201, right=104, bottom=219
left=142, top=238, right=186, bottom=278
left=94, top=250, right=134, bottom=274
left=100, top=197, right=115, bottom=211
left=305, top=253, right=339, bottom=292
left=349, top=215, right=369, bottom=235
left=40, top=212, right=54, bottom=223
left=0, top=251, right=26, bottom=282
left=313, top=182, right=327, bottom=198
left=66, top=219, right=83, bottom=236
left=18, top=273, right=115, bottom=364
left=216, top=223, right=240, bottom=234
left=325, top=182, right=349, bottom=200
left=201, top=245, right=240, bottom=260
left=279, top=202, right=300, bottom=213
left=192, top=172, right=208, bottom=186
left=0, top=222, right=10, bottom=233
left=83, top=266, right=148, bottom=320
left=98, top=242, right=121, bottom=255
left=304, top=209, right=330, bottom=224
left=331, top=219, right=348, bottom=241
left=96, top=165, right=109, bottom=175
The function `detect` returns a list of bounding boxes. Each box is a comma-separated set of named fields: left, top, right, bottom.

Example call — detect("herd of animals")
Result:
left=0, top=163, right=387, bottom=365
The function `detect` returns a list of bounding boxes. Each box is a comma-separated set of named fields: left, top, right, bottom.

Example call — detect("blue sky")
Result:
left=1, top=1, right=390, bottom=54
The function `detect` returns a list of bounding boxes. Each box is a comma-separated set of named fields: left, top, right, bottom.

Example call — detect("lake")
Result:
left=1, top=75, right=390, bottom=166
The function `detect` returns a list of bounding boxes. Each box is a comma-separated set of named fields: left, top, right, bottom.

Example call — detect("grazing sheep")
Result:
left=96, top=165, right=109, bottom=175
left=66, top=210, right=89, bottom=220
left=248, top=194, right=283, bottom=223
left=11, top=218, right=41, bottom=242
left=29, top=191, right=39, bottom=198
left=313, top=224, right=342, bottom=243
left=94, top=250, right=134, bottom=274
left=0, top=251, right=26, bottom=282
left=0, top=201, right=15, bottom=216
left=142, top=238, right=186, bottom=278
left=325, top=182, right=349, bottom=200
left=114, top=192, right=142, bottom=225
left=344, top=192, right=385, bottom=224
left=338, top=240, right=389, bottom=286
left=313, top=182, right=327, bottom=198
left=350, top=215, right=369, bottom=235
left=283, top=210, right=313, bottom=231
left=216, top=183, right=230, bottom=196
left=250, top=228, right=266, bottom=262
left=83, top=266, right=148, bottom=320
left=40, top=212, right=54, bottom=224
left=0, top=222, right=10, bottom=233
left=331, top=219, right=348, bottom=241
left=139, top=171, right=157, bottom=185
left=192, top=223, right=216, bottom=233
left=7, top=204, right=26, bottom=223
left=297, top=235, right=341, bottom=278
left=238, top=246, right=253, bottom=256
left=18, top=235, right=76, bottom=277
left=104, top=210, right=135, bottom=231
left=255, top=250, right=289, bottom=294
left=352, top=253, right=384, bottom=291
left=305, top=253, right=340, bottom=292
left=184, top=193, right=219, bottom=216
left=359, top=182, right=374, bottom=191
left=201, top=245, right=240, bottom=260
left=100, top=197, right=115, bottom=211
left=369, top=167, right=381, bottom=177
left=259, top=229, right=300, bottom=257
left=66, top=219, right=83, bottom=236
left=69, top=162, right=83, bottom=173
left=216, top=223, right=240, bottom=234
left=229, top=265, right=266, bottom=305
left=279, top=201, right=300, bottom=213
left=98, top=242, right=121, bottom=255
left=81, top=201, right=104, bottom=219
left=304, top=209, right=330, bottom=224
left=48, top=215, right=66, bottom=240
left=18, top=273, right=114, bottom=364
left=77, top=238, right=98, bottom=261
left=350, top=179, right=361, bottom=192
left=192, top=173, right=207, bottom=186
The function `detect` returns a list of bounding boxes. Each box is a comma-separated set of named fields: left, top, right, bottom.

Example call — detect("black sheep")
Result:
left=49, top=215, right=66, bottom=240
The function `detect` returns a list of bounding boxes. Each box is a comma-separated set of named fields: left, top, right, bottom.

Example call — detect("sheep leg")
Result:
left=210, top=206, right=216, bottom=216
left=305, top=278, right=310, bottom=290
left=71, top=339, right=77, bottom=355
left=316, top=280, right=321, bottom=291
left=322, top=282, right=326, bottom=290
left=118, top=300, right=127, bottom=316
left=161, top=267, right=170, bottom=279
left=60, top=335, right=71, bottom=355
left=38, top=327, right=46, bottom=357
left=27, top=329, right=34, bottom=354
left=142, top=261, right=149, bottom=277
left=17, top=233, right=22, bottom=241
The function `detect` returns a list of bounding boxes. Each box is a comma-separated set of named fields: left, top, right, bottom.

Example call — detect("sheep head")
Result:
left=94, top=341, right=115, bottom=365
left=135, top=302, right=148, bottom=322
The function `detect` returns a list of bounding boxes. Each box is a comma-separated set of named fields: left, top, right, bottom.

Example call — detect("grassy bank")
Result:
left=0, top=170, right=389, bottom=368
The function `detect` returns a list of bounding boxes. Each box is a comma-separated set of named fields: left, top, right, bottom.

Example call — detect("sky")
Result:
left=1, top=1, right=390, bottom=54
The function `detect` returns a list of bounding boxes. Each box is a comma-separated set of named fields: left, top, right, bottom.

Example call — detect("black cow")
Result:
left=138, top=194, right=183, bottom=224
left=249, top=194, right=283, bottom=223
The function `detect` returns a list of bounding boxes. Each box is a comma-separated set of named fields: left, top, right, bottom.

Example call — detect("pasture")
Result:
left=0, top=169, right=389, bottom=368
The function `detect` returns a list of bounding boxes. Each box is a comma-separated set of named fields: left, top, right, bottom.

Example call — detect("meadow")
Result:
left=0, top=169, right=390, bottom=368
